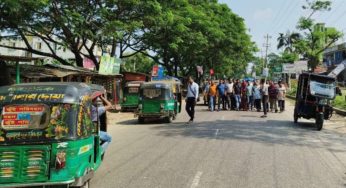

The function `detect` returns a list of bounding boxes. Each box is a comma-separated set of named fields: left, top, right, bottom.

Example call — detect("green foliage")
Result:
left=302, top=0, right=331, bottom=12
left=121, top=53, right=155, bottom=74
left=0, top=0, right=256, bottom=77
left=287, top=80, right=298, bottom=96
left=277, top=0, right=343, bottom=70
left=277, top=31, right=301, bottom=52
left=332, top=89, right=346, bottom=110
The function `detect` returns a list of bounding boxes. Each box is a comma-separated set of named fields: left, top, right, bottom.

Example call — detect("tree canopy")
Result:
left=0, top=0, right=256, bottom=78
left=276, top=0, right=343, bottom=70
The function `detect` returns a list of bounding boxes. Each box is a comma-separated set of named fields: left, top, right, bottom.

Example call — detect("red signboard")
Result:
left=2, top=114, right=17, bottom=120
left=152, top=65, right=159, bottom=77
left=123, top=73, right=147, bottom=82
left=3, top=120, right=30, bottom=126
left=210, top=69, right=214, bottom=76
left=4, top=105, right=44, bottom=113
left=83, top=57, right=95, bottom=70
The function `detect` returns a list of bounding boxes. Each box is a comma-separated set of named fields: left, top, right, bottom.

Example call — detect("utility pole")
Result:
left=263, top=34, right=271, bottom=79
left=260, top=50, right=264, bottom=69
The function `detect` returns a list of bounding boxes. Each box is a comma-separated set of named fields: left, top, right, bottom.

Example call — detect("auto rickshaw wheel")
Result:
left=79, top=180, right=90, bottom=188
left=164, top=116, right=173, bottom=123
left=138, top=117, right=145, bottom=124
left=294, top=109, right=298, bottom=123
left=316, top=113, right=324, bottom=131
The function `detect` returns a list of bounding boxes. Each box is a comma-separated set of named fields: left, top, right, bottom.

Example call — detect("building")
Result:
left=0, top=35, right=103, bottom=64
left=323, top=42, right=346, bottom=83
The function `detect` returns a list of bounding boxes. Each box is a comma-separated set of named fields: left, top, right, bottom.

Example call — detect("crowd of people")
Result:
left=203, top=78, right=287, bottom=118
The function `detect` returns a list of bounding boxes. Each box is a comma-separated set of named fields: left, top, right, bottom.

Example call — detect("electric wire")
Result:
left=322, top=0, right=346, bottom=23
left=269, top=1, right=300, bottom=34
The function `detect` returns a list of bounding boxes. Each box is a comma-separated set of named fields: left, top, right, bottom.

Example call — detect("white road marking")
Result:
left=190, top=171, right=203, bottom=188
left=214, top=129, right=219, bottom=137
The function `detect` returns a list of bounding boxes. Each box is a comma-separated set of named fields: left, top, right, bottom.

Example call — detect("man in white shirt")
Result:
left=260, top=79, right=269, bottom=118
left=225, top=79, right=233, bottom=110
left=186, top=76, right=199, bottom=123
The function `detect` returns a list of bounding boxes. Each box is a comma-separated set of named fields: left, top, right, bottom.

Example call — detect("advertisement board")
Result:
left=83, top=58, right=95, bottom=70
left=282, top=61, right=308, bottom=74
left=99, top=56, right=121, bottom=75
left=151, top=65, right=164, bottom=79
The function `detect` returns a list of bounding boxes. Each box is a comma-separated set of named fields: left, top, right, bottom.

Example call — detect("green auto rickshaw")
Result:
left=121, top=81, right=144, bottom=111
left=0, top=82, right=108, bottom=187
left=136, top=80, right=182, bottom=123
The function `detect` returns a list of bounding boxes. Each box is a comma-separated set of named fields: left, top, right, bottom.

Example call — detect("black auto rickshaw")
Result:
left=0, top=82, right=109, bottom=187
left=293, top=72, right=338, bottom=130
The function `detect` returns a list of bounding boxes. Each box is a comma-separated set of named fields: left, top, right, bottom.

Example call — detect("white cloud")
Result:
left=253, top=8, right=273, bottom=22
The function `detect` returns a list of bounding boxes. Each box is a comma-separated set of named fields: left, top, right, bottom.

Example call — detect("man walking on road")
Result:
left=208, top=81, right=217, bottom=112
left=253, top=82, right=262, bottom=112
left=246, top=81, right=254, bottom=111
left=268, top=81, right=279, bottom=113
left=278, top=81, right=286, bottom=112
left=225, top=79, right=234, bottom=110
left=233, top=79, right=241, bottom=111
left=217, top=79, right=227, bottom=111
left=186, top=76, right=199, bottom=123
left=260, top=79, right=269, bottom=118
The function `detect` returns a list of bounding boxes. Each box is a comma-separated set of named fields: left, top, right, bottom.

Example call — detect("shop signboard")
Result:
left=151, top=65, right=164, bottom=79
left=83, top=58, right=95, bottom=70
left=99, top=56, right=121, bottom=75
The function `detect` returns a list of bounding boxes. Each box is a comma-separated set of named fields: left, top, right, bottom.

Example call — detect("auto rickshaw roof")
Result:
left=140, top=82, right=174, bottom=89
left=0, top=82, right=104, bottom=104
left=141, top=81, right=182, bottom=93
left=125, top=81, right=145, bottom=87
left=300, top=72, right=336, bottom=82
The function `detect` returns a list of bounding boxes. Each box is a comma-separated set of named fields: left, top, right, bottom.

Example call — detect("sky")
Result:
left=218, top=0, right=346, bottom=57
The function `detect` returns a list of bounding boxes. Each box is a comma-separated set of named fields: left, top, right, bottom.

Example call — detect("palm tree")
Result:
left=277, top=31, right=301, bottom=53
left=277, top=33, right=286, bottom=50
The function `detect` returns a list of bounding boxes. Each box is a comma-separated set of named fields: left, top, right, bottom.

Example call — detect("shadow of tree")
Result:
left=148, top=119, right=346, bottom=153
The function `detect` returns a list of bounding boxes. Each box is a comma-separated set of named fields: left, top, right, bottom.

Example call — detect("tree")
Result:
left=121, top=53, right=155, bottom=74
left=0, top=60, right=13, bottom=86
left=0, top=0, right=256, bottom=76
left=132, top=0, right=256, bottom=77
left=286, top=0, right=343, bottom=70
left=277, top=31, right=301, bottom=52
left=0, top=0, right=158, bottom=69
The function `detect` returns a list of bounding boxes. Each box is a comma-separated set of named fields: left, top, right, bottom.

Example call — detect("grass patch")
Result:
left=287, top=80, right=297, bottom=96
left=332, top=89, right=346, bottom=110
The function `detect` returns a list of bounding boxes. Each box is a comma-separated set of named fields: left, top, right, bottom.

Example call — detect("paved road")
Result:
left=91, top=101, right=346, bottom=188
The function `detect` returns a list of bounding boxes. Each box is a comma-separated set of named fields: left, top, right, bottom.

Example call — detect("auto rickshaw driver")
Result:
left=91, top=95, right=114, bottom=150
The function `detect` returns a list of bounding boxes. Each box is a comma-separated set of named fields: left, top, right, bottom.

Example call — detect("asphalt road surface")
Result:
left=91, top=100, right=346, bottom=188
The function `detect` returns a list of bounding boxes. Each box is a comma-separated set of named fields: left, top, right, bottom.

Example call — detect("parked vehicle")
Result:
left=0, top=82, right=108, bottom=187
left=136, top=79, right=182, bottom=123
left=294, top=73, right=339, bottom=130
left=121, top=81, right=144, bottom=111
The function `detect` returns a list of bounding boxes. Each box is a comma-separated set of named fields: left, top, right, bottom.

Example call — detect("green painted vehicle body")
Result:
left=0, top=137, right=103, bottom=187
left=140, top=99, right=177, bottom=116
left=0, top=82, right=107, bottom=187
left=121, top=93, right=140, bottom=108
left=121, top=81, right=144, bottom=110
left=137, top=80, right=182, bottom=122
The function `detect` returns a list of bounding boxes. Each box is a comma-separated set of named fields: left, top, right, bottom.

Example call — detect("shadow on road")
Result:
left=150, top=119, right=346, bottom=152
left=117, top=118, right=170, bottom=125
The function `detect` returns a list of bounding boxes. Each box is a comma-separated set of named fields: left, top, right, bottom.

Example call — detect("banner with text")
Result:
left=99, top=56, right=121, bottom=75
